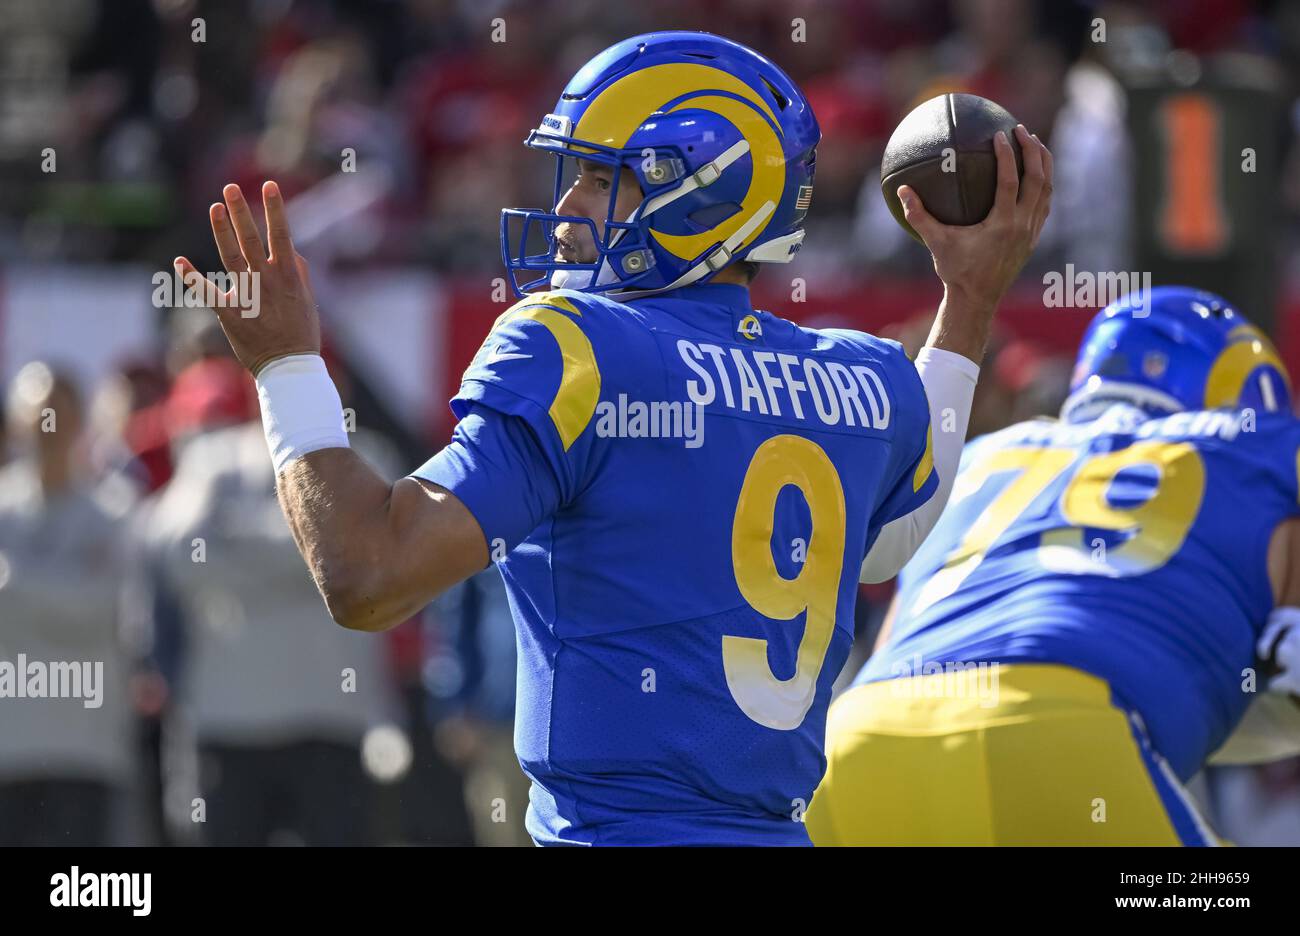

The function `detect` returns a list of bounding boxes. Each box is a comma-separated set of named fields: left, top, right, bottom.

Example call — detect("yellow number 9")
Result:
left=1041, top=441, right=1206, bottom=576
left=726, top=435, right=846, bottom=730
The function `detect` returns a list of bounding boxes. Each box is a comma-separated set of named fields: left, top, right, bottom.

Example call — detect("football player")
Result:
left=807, top=286, right=1300, bottom=846
left=174, top=31, right=1051, bottom=845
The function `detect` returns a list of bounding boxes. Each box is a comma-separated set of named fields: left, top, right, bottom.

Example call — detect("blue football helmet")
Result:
left=1061, top=286, right=1292, bottom=422
left=500, top=31, right=820, bottom=299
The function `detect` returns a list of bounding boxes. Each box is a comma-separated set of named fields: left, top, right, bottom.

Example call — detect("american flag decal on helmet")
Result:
left=795, top=185, right=813, bottom=211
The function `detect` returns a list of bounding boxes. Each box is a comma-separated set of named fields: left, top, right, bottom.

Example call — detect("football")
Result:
left=881, top=92, right=1026, bottom=241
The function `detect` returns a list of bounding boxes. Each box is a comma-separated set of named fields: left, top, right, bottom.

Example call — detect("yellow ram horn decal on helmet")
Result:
left=1203, top=324, right=1292, bottom=409
left=573, top=62, right=786, bottom=262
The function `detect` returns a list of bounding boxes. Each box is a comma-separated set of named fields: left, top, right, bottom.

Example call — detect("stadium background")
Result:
left=1, top=0, right=1299, bottom=845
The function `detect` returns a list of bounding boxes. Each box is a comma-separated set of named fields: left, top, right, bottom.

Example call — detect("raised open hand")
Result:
left=174, top=181, right=320, bottom=376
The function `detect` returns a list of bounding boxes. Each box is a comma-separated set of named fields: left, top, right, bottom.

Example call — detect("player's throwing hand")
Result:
left=173, top=181, right=320, bottom=376
left=899, top=125, right=1053, bottom=313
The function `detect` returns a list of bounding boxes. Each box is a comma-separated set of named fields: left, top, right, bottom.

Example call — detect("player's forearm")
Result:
left=275, top=448, right=408, bottom=631
left=273, top=449, right=426, bottom=631
left=924, top=289, right=997, bottom=364
left=254, top=354, right=489, bottom=630
left=254, top=353, right=406, bottom=629
left=275, top=448, right=489, bottom=632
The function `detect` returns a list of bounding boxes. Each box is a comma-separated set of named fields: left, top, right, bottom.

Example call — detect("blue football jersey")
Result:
left=414, top=282, right=936, bottom=845
left=861, top=402, right=1300, bottom=781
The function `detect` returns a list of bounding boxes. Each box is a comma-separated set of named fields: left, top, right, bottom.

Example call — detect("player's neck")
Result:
left=710, top=266, right=751, bottom=288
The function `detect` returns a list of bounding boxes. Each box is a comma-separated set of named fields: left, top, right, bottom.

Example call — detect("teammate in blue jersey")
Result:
left=174, top=31, right=1052, bottom=844
left=807, top=286, right=1300, bottom=846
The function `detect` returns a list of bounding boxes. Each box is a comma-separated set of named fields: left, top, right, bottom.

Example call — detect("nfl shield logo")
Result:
left=1142, top=351, right=1168, bottom=379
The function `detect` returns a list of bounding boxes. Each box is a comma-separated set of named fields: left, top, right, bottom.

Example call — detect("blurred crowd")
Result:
left=0, top=315, right=534, bottom=845
left=3, top=0, right=1300, bottom=281
left=2, top=0, right=1300, bottom=845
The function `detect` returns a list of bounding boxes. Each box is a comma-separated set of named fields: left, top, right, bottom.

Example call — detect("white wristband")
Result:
left=255, top=354, right=350, bottom=473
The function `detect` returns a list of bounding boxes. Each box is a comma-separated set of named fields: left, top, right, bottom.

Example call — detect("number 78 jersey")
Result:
left=413, top=284, right=936, bottom=845
left=865, top=402, right=1300, bottom=781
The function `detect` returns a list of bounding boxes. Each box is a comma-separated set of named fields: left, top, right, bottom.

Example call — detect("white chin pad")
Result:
left=549, top=266, right=593, bottom=290
left=550, top=258, right=619, bottom=291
